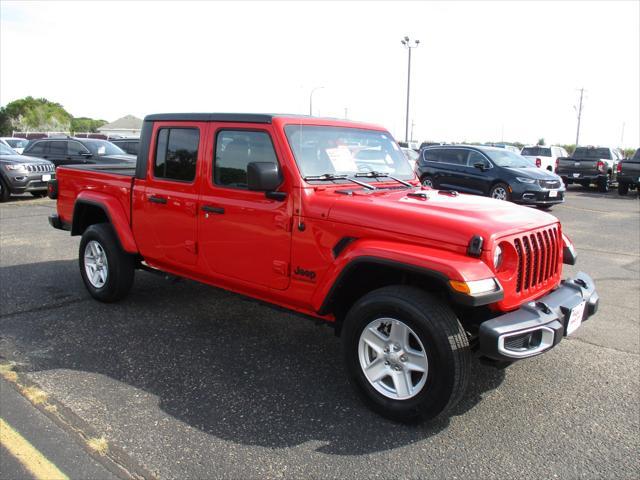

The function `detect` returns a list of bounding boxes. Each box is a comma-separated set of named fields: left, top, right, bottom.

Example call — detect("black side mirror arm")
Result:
left=265, top=191, right=287, bottom=201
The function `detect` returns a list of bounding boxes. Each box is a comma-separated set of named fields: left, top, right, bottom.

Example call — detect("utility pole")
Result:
left=575, top=88, right=584, bottom=147
left=401, top=36, right=419, bottom=143
left=410, top=119, right=415, bottom=142
left=621, top=121, right=625, bottom=145
left=344, top=107, right=348, bottom=120
left=309, top=86, right=324, bottom=116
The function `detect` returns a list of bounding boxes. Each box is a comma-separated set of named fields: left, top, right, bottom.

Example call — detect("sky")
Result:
left=1, top=0, right=638, bottom=148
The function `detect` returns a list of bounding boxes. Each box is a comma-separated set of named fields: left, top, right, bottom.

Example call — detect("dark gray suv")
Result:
left=0, top=143, right=55, bottom=201
left=22, top=137, right=135, bottom=167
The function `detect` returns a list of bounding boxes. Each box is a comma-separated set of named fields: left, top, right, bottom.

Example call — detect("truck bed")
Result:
left=55, top=164, right=136, bottom=228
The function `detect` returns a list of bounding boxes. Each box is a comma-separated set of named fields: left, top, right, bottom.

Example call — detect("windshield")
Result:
left=0, top=144, right=17, bottom=155
left=573, top=147, right=611, bottom=160
left=85, top=140, right=126, bottom=156
left=485, top=149, right=534, bottom=168
left=284, top=125, right=414, bottom=179
left=521, top=147, right=551, bottom=157
left=5, top=139, right=28, bottom=149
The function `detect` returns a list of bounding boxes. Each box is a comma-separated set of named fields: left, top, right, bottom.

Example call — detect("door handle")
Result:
left=202, top=205, right=225, bottom=214
left=148, top=195, right=167, bottom=204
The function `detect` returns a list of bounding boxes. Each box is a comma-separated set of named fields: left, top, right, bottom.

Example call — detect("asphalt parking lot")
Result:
left=1, top=188, right=638, bottom=479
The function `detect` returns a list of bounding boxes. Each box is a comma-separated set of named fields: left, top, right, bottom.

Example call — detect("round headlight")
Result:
left=493, top=245, right=503, bottom=270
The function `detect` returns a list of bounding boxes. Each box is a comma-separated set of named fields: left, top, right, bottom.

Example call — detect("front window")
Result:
left=84, top=140, right=126, bottom=156
left=0, top=144, right=16, bottom=155
left=5, top=139, right=28, bottom=149
left=521, top=147, right=551, bottom=157
left=284, top=125, right=413, bottom=179
left=485, top=149, right=533, bottom=168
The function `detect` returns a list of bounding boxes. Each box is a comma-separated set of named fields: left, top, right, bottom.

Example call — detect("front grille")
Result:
left=26, top=163, right=54, bottom=173
left=513, top=227, right=560, bottom=293
left=538, top=179, right=561, bottom=189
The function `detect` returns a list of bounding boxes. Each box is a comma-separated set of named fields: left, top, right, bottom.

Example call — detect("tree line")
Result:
left=0, top=96, right=107, bottom=136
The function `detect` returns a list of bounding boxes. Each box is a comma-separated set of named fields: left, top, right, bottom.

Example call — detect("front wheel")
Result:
left=0, top=179, right=10, bottom=202
left=342, top=286, right=470, bottom=423
left=489, top=183, right=511, bottom=201
left=79, top=223, right=135, bottom=302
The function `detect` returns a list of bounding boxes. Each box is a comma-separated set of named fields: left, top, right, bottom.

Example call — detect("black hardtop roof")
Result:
left=142, top=113, right=365, bottom=124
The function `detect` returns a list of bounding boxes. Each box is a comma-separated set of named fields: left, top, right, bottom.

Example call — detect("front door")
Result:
left=197, top=125, right=292, bottom=290
left=133, top=123, right=204, bottom=268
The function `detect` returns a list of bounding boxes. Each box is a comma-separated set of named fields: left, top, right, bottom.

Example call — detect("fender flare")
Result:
left=313, top=239, right=499, bottom=314
left=72, top=191, right=138, bottom=254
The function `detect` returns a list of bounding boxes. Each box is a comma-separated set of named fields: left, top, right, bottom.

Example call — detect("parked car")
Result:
left=0, top=137, right=29, bottom=154
left=617, top=148, right=640, bottom=195
left=48, top=113, right=599, bottom=423
left=401, top=147, right=420, bottom=171
left=0, top=143, right=55, bottom=201
left=521, top=145, right=569, bottom=173
left=22, top=137, right=135, bottom=167
left=417, top=145, right=565, bottom=210
left=109, top=138, right=140, bottom=156
left=556, top=146, right=623, bottom=192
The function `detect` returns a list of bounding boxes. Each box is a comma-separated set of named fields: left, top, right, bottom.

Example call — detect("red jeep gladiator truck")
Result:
left=48, top=113, right=599, bottom=422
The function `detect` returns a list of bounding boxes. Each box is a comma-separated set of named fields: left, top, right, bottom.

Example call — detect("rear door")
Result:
left=435, top=148, right=472, bottom=191
left=197, top=124, right=292, bottom=290
left=46, top=140, right=69, bottom=166
left=133, top=122, right=205, bottom=268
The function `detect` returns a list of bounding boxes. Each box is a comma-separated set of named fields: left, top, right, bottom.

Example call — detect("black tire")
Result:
left=537, top=205, right=553, bottom=211
left=79, top=223, right=135, bottom=302
left=618, top=183, right=629, bottom=196
left=597, top=176, right=610, bottom=192
left=489, top=182, right=511, bottom=201
left=0, top=178, right=10, bottom=202
left=342, top=286, right=470, bottom=423
left=421, top=175, right=434, bottom=188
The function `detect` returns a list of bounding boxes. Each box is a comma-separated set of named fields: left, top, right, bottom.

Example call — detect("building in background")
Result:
left=97, top=115, right=142, bottom=138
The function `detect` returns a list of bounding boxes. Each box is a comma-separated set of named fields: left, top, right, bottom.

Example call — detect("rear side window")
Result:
left=154, top=128, right=199, bottom=182
left=438, top=149, right=467, bottom=165
left=214, top=130, right=277, bottom=189
left=26, top=141, right=48, bottom=155
left=49, top=141, right=67, bottom=155
left=423, top=149, right=442, bottom=162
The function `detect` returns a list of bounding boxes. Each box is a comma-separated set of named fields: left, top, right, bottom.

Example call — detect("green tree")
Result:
left=562, top=144, right=576, bottom=155
left=71, top=117, right=107, bottom=133
left=622, top=148, right=636, bottom=158
left=3, top=96, right=71, bottom=132
left=537, top=138, right=545, bottom=145
left=0, top=107, right=12, bottom=136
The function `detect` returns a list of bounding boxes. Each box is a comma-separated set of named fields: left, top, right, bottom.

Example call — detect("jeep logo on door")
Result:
left=294, top=266, right=316, bottom=282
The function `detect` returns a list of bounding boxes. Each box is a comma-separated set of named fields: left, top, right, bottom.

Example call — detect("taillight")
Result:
left=596, top=161, right=605, bottom=172
left=535, top=158, right=541, bottom=168
left=616, top=162, right=622, bottom=173
left=47, top=179, right=58, bottom=199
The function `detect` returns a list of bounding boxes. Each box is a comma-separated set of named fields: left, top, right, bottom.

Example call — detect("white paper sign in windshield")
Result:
left=326, top=147, right=358, bottom=173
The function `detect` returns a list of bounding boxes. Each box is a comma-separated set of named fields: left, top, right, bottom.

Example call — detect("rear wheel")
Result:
left=597, top=175, right=610, bottom=192
left=342, top=286, right=470, bottom=423
left=79, top=223, right=135, bottom=302
left=421, top=175, right=434, bottom=188
left=618, top=183, right=629, bottom=196
left=489, top=182, right=511, bottom=201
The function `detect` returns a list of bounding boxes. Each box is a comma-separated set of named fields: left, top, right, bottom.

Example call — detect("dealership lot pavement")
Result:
left=1, top=189, right=638, bottom=479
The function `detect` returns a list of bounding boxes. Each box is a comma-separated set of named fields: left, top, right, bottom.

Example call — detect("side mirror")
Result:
left=247, top=162, right=284, bottom=198
left=473, top=162, right=488, bottom=171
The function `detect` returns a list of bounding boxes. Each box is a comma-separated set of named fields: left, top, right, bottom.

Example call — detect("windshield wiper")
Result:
left=355, top=171, right=413, bottom=188
left=303, top=174, right=376, bottom=190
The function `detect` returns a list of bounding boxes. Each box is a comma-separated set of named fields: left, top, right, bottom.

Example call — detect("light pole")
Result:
left=401, top=36, right=419, bottom=143
left=309, top=86, right=325, bottom=116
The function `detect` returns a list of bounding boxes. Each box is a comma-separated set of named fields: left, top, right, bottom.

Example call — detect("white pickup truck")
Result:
left=521, top=145, right=569, bottom=173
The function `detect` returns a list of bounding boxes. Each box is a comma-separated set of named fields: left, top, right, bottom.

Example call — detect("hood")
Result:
left=503, top=166, right=559, bottom=180
left=0, top=154, right=53, bottom=165
left=99, top=154, right=136, bottom=164
left=320, top=187, right=558, bottom=249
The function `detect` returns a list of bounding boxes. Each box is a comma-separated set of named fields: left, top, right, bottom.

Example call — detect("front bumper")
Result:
left=512, top=185, right=566, bottom=206
left=6, top=172, right=55, bottom=193
left=478, top=272, right=598, bottom=361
